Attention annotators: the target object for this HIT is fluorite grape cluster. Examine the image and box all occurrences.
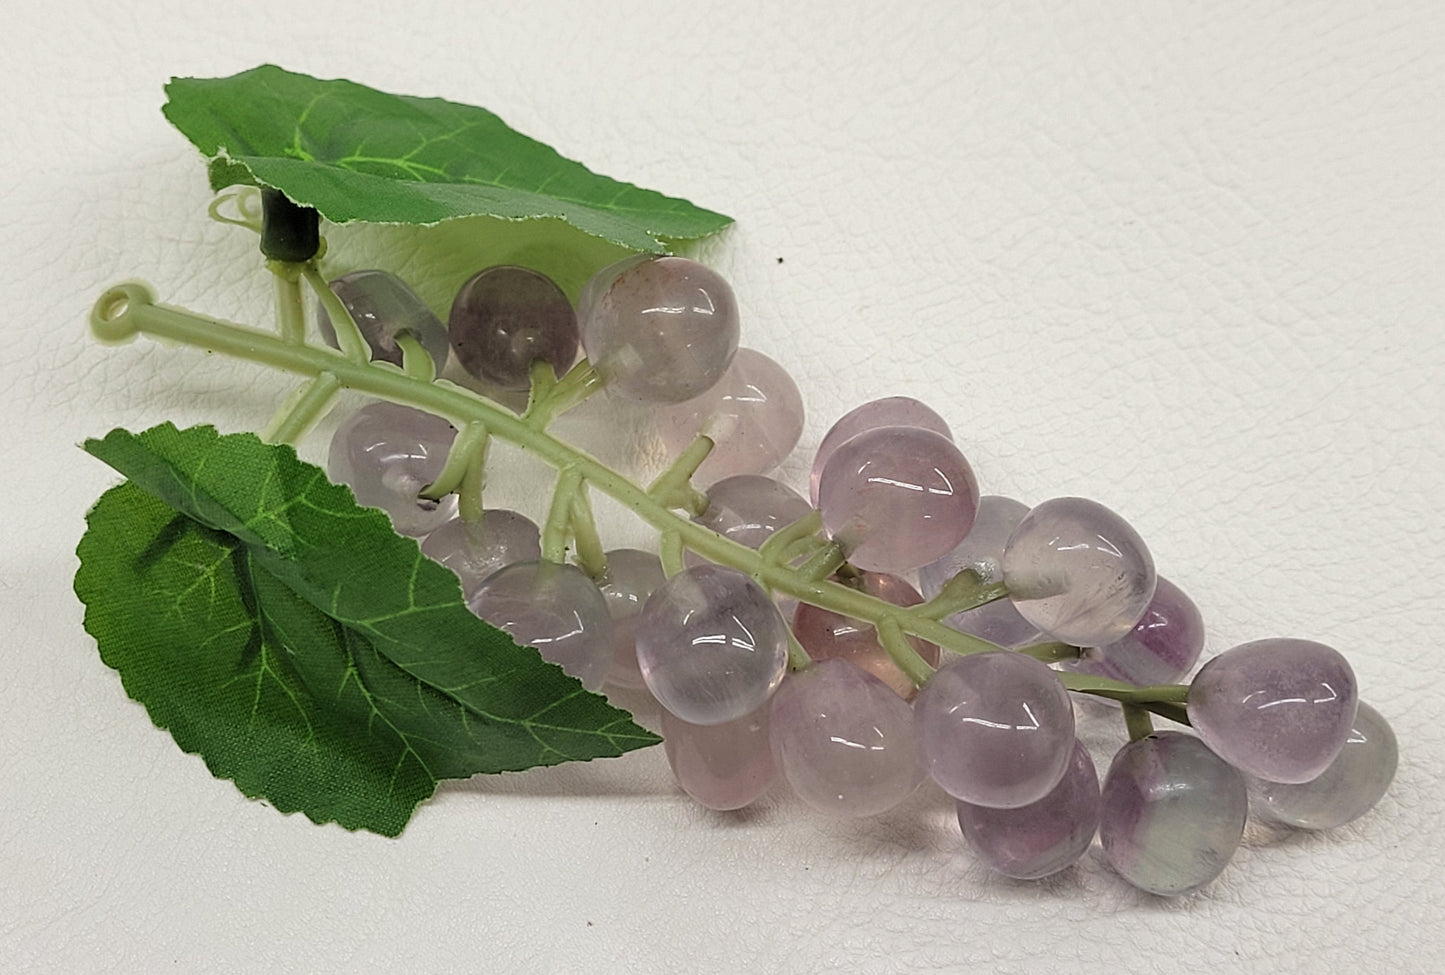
[320,254,1395,897]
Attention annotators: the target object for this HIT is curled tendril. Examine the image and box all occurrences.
[207,188,263,233]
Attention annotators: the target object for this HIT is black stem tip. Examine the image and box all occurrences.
[259,188,320,263]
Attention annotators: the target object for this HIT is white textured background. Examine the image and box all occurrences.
[3,1,1442,972]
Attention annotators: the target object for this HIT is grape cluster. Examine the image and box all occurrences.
[321,255,1395,897]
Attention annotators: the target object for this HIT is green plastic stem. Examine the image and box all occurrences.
[300,265,368,362]
[261,372,341,445]
[1123,705,1156,741]
[542,467,583,563]
[569,484,607,580]
[273,269,306,345]
[87,281,1191,715]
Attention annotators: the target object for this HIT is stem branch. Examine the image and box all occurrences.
[569,483,608,580]
[542,467,583,564]
[300,265,368,363]
[876,617,935,687]
[261,372,340,445]
[272,267,306,345]
[647,434,714,515]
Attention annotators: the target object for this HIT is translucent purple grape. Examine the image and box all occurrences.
[635,564,789,725]
[919,495,1038,648]
[1189,638,1358,784]
[957,739,1100,879]
[817,426,980,575]
[652,348,804,485]
[596,548,667,690]
[1248,701,1396,829]
[662,703,776,811]
[315,269,449,372]
[810,396,953,505]
[791,572,938,699]
[578,256,739,403]
[693,475,813,552]
[942,601,1041,650]
[920,495,1028,593]
[914,651,1075,808]
[769,659,923,817]
[1001,497,1156,647]
[467,560,613,691]
[420,510,541,598]
[448,265,578,391]
[1099,732,1248,896]
[326,402,458,537]
[1065,576,1204,685]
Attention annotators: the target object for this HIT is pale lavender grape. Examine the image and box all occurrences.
[448,265,578,390]
[1248,702,1397,829]
[957,740,1100,879]
[316,269,449,372]
[693,475,813,552]
[467,560,613,691]
[769,659,923,817]
[1100,732,1248,896]
[1189,638,1358,784]
[817,426,980,575]
[597,549,667,690]
[635,565,789,725]
[1001,497,1156,647]
[578,256,739,403]
[791,572,939,699]
[914,652,1075,808]
[575,253,647,317]
[920,496,1028,593]
[420,510,541,598]
[919,495,1037,648]
[652,348,804,485]
[944,601,1040,650]
[662,703,776,810]
[1065,577,1204,685]
[327,402,458,537]
[810,396,953,505]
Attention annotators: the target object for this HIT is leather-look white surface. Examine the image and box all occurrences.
[4,2,1442,971]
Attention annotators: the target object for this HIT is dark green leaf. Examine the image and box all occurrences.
[162,64,732,252]
[75,424,659,835]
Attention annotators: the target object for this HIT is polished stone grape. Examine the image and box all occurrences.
[578,256,739,403]
[421,510,541,598]
[662,703,776,810]
[1189,638,1358,784]
[1001,497,1156,647]
[694,475,813,552]
[919,495,1037,648]
[687,474,812,614]
[596,548,667,690]
[920,495,1028,592]
[635,565,789,725]
[769,659,923,817]
[316,269,450,372]
[327,401,458,537]
[467,560,613,691]
[817,426,979,575]
[448,265,578,390]
[957,739,1100,879]
[653,348,804,485]
[1248,701,1397,829]
[1099,732,1248,896]
[944,601,1041,649]
[791,572,938,699]
[810,396,953,505]
[914,652,1075,807]
[1065,576,1204,685]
